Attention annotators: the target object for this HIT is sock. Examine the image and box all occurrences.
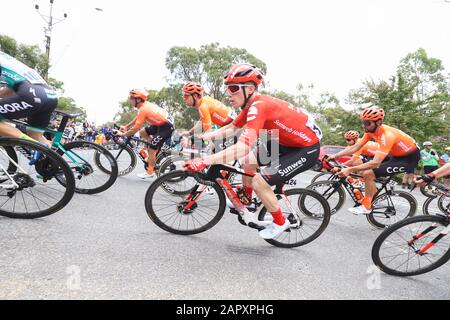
[146,165,155,175]
[271,208,285,226]
[361,197,373,210]
[243,186,253,200]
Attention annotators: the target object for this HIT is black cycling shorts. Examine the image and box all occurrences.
[0,81,58,128]
[361,155,374,163]
[144,122,175,150]
[256,140,320,186]
[373,148,420,178]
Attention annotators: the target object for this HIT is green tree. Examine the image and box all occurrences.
[166,43,267,101]
[57,97,87,121]
[1,34,88,123]
[0,34,49,75]
[348,48,450,148]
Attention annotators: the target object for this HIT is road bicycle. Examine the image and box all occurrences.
[103,125,180,177]
[422,182,450,215]
[144,164,331,248]
[0,137,75,218]
[305,159,417,228]
[7,110,118,194]
[371,182,450,276]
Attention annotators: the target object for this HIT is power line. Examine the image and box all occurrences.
[35,0,68,80]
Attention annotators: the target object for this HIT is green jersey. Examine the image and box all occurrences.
[0,51,47,89]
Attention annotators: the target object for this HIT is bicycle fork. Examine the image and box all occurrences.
[408,219,450,255]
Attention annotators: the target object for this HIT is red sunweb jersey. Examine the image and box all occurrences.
[232,94,322,147]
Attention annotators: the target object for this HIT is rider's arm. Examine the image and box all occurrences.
[344,152,385,173]
[345,135,394,173]
[427,163,450,179]
[188,120,203,135]
[205,140,250,165]
[201,123,238,141]
[123,110,145,136]
[123,115,138,130]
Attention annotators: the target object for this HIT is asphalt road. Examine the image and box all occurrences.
[0,167,449,300]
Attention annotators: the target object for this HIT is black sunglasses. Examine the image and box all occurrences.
[361,120,373,127]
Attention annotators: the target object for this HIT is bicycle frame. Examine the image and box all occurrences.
[184,164,298,229]
[3,111,89,171]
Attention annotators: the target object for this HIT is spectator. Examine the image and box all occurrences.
[421,141,440,190]
[440,147,450,187]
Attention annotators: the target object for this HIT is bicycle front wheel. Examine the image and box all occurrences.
[145,170,226,235]
[58,141,118,194]
[372,215,450,276]
[306,180,346,215]
[0,138,75,219]
[258,188,331,248]
[97,144,136,176]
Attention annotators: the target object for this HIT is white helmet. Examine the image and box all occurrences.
[423,141,433,146]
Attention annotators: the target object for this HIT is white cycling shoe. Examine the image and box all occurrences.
[259,219,291,239]
[348,206,372,215]
[137,172,156,180]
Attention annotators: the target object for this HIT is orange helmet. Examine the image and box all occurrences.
[224,63,264,85]
[129,89,148,101]
[182,82,204,96]
[360,106,385,121]
[344,130,359,140]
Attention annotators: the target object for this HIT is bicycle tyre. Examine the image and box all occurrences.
[372,215,450,276]
[419,185,439,198]
[311,172,334,183]
[0,138,75,219]
[145,170,226,235]
[58,141,118,194]
[258,188,331,248]
[156,154,186,180]
[96,144,136,177]
[367,190,417,228]
[305,180,346,215]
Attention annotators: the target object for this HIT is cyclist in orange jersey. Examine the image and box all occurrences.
[181,82,236,150]
[327,106,420,215]
[342,131,379,167]
[117,89,174,179]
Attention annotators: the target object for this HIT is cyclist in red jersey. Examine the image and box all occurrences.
[183,64,322,239]
[328,106,420,215]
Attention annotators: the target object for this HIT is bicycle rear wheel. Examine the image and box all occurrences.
[145,170,226,235]
[58,141,118,194]
[367,191,417,228]
[0,138,75,219]
[258,188,331,248]
[372,215,450,276]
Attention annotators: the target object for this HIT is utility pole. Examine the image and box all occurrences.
[35,0,67,80]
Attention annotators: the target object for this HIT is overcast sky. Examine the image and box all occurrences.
[2,0,450,124]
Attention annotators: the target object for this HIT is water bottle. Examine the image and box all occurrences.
[353,188,363,201]
[139,148,148,163]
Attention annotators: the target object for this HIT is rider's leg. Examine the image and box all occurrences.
[361,169,377,209]
[0,121,30,139]
[241,151,259,199]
